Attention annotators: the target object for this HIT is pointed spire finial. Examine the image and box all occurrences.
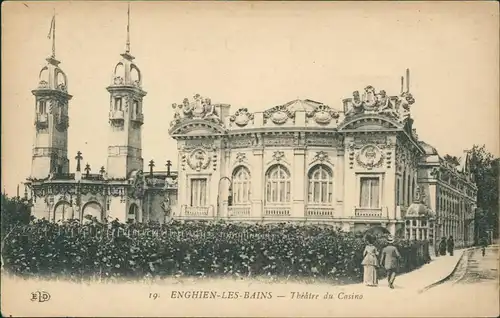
[126,2,131,54]
[406,68,410,93]
[47,9,56,59]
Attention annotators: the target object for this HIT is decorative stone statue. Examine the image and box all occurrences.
[377,90,398,118]
[171,94,222,126]
[396,92,415,122]
[161,197,171,217]
[362,86,377,110]
[346,91,364,116]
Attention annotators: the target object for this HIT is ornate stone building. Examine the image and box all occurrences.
[168,71,476,247]
[26,14,177,225]
[25,13,476,248]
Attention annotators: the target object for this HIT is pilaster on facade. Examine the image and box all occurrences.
[292,148,306,218]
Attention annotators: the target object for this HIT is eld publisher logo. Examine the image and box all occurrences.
[31,291,51,302]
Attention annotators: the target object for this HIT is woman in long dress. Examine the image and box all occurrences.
[361,234,379,286]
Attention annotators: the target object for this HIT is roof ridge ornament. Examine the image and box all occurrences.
[343,69,416,122]
[170,94,223,127]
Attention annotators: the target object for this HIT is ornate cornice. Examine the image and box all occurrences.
[338,113,403,131]
[169,119,227,138]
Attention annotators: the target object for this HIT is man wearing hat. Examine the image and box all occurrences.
[380,235,401,289]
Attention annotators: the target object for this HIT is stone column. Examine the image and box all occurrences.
[384,167,396,219]
[221,147,231,218]
[336,149,345,215]
[292,148,306,218]
[251,148,264,218]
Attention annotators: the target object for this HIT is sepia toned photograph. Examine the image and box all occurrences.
[1,1,499,317]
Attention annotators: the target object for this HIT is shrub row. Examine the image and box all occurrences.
[2,219,430,282]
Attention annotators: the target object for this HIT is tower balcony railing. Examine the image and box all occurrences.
[131,113,144,124]
[109,110,125,121]
[52,173,76,180]
[83,174,105,181]
[305,205,335,218]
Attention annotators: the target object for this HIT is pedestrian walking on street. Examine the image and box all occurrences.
[380,235,401,289]
[480,237,488,257]
[439,237,447,256]
[361,234,379,287]
[447,236,454,256]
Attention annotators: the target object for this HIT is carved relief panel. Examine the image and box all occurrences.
[180,141,219,172]
[346,134,394,170]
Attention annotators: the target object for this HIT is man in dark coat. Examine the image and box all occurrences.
[480,237,488,257]
[439,237,447,256]
[447,236,454,256]
[380,235,401,289]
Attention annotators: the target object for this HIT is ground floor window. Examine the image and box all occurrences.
[191,178,207,207]
[359,176,380,208]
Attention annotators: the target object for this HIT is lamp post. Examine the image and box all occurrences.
[217,176,233,220]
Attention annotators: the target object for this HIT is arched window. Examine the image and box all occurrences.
[82,202,103,221]
[232,166,251,204]
[265,165,291,204]
[128,204,139,223]
[307,165,333,204]
[54,201,72,222]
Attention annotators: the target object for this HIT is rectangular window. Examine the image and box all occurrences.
[359,177,380,208]
[191,178,207,207]
[134,100,139,115]
[39,100,47,114]
[114,97,122,111]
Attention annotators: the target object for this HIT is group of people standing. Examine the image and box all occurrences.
[438,236,455,256]
[361,234,401,289]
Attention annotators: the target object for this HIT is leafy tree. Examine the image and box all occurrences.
[468,145,499,242]
[443,154,461,167]
[1,193,33,241]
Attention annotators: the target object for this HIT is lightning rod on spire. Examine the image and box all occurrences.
[406,68,410,93]
[47,8,56,59]
[126,3,131,53]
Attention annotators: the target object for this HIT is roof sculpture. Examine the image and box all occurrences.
[170,93,223,127]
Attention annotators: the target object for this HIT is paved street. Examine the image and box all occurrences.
[412,244,499,317]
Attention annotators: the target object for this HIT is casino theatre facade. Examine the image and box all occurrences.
[168,71,476,247]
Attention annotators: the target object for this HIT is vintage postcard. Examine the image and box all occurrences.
[1,1,499,317]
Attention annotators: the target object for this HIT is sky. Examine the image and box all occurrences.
[2,1,499,197]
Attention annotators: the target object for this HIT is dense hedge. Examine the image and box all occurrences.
[2,219,430,283]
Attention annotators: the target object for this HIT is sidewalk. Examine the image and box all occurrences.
[391,248,468,292]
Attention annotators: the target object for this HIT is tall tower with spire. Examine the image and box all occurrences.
[31,11,72,179]
[106,4,147,179]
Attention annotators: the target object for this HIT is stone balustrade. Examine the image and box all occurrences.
[182,205,214,217]
[228,205,251,217]
[305,206,335,218]
[355,207,383,218]
[264,206,291,217]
